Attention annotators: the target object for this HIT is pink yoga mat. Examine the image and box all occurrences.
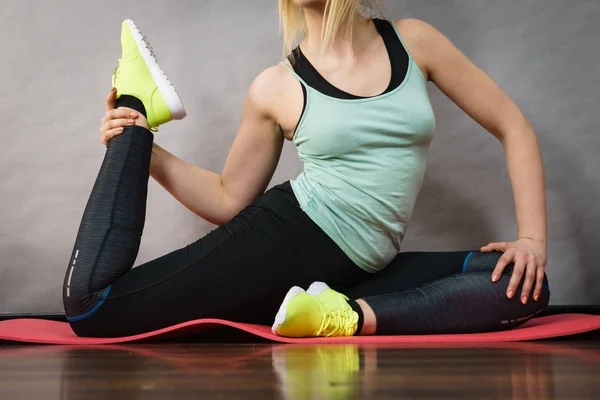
[0,314,598,345]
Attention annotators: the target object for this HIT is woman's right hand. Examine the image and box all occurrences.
[100,87,139,145]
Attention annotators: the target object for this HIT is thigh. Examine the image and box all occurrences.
[346,251,473,300]
[71,183,367,337]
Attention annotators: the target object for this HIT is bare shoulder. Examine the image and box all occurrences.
[248,64,297,109]
[394,18,450,80]
[393,18,440,44]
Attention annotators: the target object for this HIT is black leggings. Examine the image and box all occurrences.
[63,125,549,337]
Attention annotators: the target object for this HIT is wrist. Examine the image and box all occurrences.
[518,235,547,246]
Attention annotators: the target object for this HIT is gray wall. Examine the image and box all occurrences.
[0,0,598,313]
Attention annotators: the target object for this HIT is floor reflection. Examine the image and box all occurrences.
[0,341,598,399]
[272,343,564,400]
[272,345,362,399]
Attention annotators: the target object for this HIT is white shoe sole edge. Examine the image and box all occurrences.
[124,19,187,120]
[271,286,306,335]
[307,281,330,296]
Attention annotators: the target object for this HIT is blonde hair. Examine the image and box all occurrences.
[278,0,386,58]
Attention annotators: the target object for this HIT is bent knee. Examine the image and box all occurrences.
[63,286,112,325]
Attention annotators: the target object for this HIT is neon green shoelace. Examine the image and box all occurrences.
[315,309,358,337]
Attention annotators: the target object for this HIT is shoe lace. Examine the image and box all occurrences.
[315,308,358,337]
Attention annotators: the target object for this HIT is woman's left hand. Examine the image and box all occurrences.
[480,238,547,304]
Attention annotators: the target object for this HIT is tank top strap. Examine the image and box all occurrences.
[388,21,411,58]
[388,21,427,81]
[279,61,309,87]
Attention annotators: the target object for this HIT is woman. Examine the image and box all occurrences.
[64,0,549,338]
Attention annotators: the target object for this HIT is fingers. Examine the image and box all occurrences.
[101,127,124,145]
[506,250,527,299]
[100,118,135,138]
[99,115,137,146]
[105,118,136,130]
[481,242,507,253]
[480,243,492,252]
[104,108,138,121]
[491,248,513,282]
[533,263,545,302]
[106,87,117,111]
[519,254,537,304]
[486,239,548,303]
[99,107,138,145]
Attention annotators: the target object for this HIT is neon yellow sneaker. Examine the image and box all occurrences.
[272,283,358,338]
[112,19,186,129]
[307,281,354,312]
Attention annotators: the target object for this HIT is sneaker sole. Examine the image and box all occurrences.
[124,19,186,120]
[271,286,305,335]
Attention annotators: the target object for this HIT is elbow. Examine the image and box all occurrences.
[495,115,535,146]
[203,209,237,227]
[191,177,241,226]
[214,204,240,226]
[212,182,244,226]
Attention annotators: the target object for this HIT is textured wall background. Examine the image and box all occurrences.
[0,0,598,313]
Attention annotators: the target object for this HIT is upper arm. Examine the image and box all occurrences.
[397,19,531,139]
[220,67,285,213]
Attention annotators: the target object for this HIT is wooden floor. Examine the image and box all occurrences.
[0,340,598,399]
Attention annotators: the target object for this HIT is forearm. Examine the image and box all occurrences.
[149,143,236,225]
[500,121,547,247]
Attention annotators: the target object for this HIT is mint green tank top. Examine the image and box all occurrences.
[282,24,436,273]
